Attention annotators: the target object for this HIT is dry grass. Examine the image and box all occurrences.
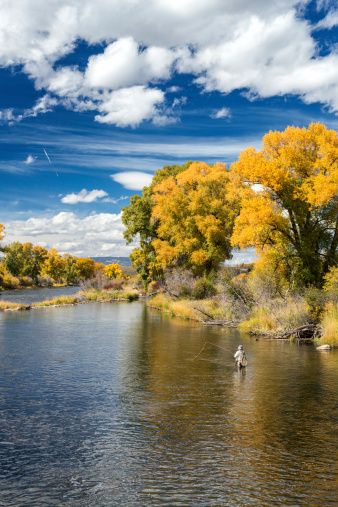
[319,304,338,347]
[0,301,30,311]
[33,295,79,307]
[81,288,139,302]
[239,298,310,335]
[148,294,200,320]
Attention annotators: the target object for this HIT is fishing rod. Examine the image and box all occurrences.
[190,341,234,361]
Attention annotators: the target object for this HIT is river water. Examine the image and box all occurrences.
[0,286,80,304]
[0,301,337,506]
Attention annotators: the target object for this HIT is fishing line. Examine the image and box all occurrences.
[190,341,234,361]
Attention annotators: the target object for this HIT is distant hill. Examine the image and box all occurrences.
[91,256,132,266]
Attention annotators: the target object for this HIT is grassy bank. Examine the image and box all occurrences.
[148,293,338,347]
[82,289,139,302]
[0,301,31,311]
[0,288,140,311]
[33,295,79,307]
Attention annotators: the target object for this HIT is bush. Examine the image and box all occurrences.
[19,276,33,287]
[192,278,217,300]
[319,303,338,347]
[103,282,123,291]
[126,293,139,301]
[38,275,54,287]
[147,280,161,294]
[304,286,328,322]
[2,273,20,289]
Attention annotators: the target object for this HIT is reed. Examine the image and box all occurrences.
[0,301,30,311]
[33,296,79,307]
[319,303,338,347]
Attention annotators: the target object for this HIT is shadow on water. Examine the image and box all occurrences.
[0,302,337,505]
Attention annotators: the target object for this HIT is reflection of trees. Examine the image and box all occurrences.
[120,307,338,504]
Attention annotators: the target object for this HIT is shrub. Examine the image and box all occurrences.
[38,275,54,287]
[147,280,161,294]
[2,273,20,289]
[19,276,33,287]
[103,282,123,291]
[304,286,328,322]
[320,303,338,347]
[126,293,139,301]
[192,278,217,300]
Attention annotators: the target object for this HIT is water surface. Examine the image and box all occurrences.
[0,302,337,506]
[0,286,80,304]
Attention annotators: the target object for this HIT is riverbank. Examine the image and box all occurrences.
[147,293,336,348]
[0,288,139,311]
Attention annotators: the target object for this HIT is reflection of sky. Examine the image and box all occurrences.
[0,303,338,505]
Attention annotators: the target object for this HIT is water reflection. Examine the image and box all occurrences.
[0,302,337,505]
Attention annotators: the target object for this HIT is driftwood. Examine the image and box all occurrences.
[192,306,240,327]
[202,319,239,327]
[248,323,322,341]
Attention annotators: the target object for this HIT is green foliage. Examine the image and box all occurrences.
[192,278,217,300]
[304,286,329,322]
[121,161,193,286]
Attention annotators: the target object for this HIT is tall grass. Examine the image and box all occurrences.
[239,298,310,334]
[33,296,79,307]
[0,301,30,311]
[319,303,338,347]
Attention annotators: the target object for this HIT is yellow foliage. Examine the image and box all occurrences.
[105,263,122,279]
[151,161,239,274]
[231,123,338,285]
[0,223,4,243]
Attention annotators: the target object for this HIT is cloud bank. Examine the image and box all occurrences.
[1,0,337,126]
[4,211,134,256]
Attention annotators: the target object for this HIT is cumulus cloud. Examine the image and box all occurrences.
[111,171,154,190]
[61,189,109,204]
[2,0,338,122]
[95,86,166,127]
[4,211,134,256]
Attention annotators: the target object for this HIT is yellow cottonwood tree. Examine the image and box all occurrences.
[105,263,122,279]
[231,123,338,286]
[151,162,239,275]
[0,223,4,244]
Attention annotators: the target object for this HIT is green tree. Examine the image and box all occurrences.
[122,161,192,286]
[62,254,80,285]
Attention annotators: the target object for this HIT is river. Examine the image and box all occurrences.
[0,301,337,506]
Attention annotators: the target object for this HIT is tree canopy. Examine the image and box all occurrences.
[121,161,193,285]
[151,161,239,275]
[231,123,338,286]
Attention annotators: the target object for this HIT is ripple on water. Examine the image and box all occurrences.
[0,303,337,505]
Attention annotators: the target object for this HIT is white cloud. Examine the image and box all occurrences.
[316,9,338,29]
[61,189,108,204]
[3,211,135,256]
[94,86,166,127]
[85,37,175,90]
[111,171,154,190]
[2,0,338,123]
[24,155,37,164]
[211,107,231,119]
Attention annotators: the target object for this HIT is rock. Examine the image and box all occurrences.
[316,344,332,350]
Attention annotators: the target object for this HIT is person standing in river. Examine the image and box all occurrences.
[234,345,246,367]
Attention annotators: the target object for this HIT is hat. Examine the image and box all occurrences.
[238,345,243,349]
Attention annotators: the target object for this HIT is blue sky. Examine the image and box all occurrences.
[1,0,338,262]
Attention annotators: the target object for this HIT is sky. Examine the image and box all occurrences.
[1,0,338,263]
